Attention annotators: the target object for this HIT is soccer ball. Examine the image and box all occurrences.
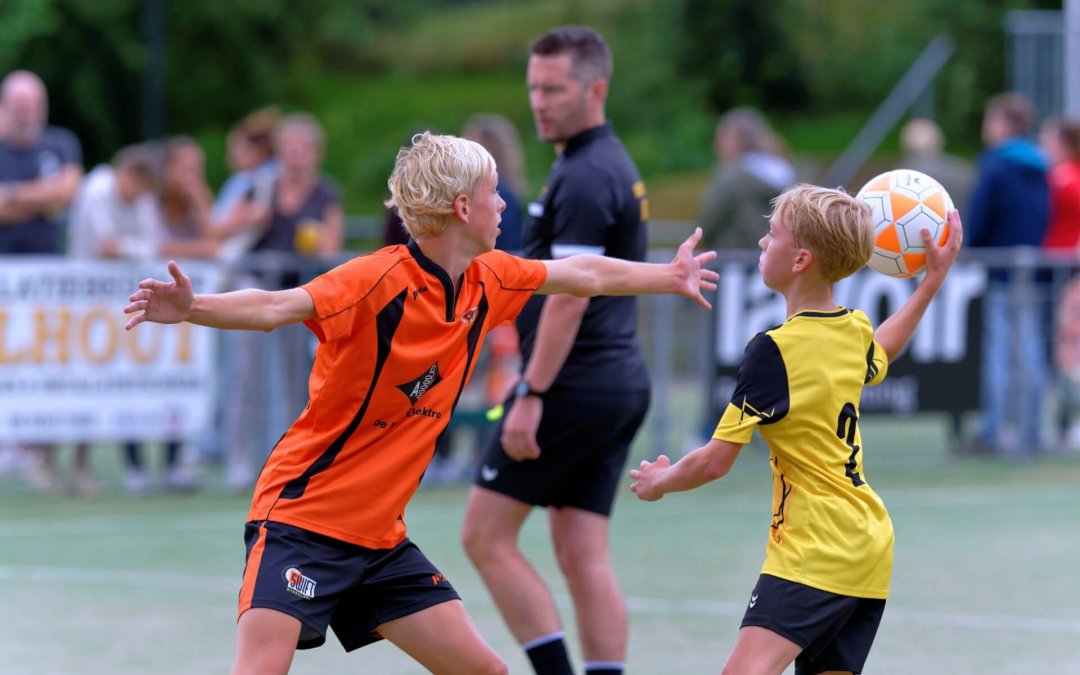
[855,169,953,278]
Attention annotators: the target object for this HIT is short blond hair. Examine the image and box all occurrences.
[772,185,874,283]
[386,131,495,238]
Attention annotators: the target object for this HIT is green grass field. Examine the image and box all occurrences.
[2,411,1079,674]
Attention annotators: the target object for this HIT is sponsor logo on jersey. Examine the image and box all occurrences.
[461,307,478,325]
[283,566,316,600]
[396,363,443,405]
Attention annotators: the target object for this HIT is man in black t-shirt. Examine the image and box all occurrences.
[463,26,649,675]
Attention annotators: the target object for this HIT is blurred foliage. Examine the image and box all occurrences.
[0,0,1065,217]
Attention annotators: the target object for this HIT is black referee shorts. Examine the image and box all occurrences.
[473,387,649,516]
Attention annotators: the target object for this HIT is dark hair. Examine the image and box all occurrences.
[986,92,1035,136]
[530,25,612,83]
[113,143,161,189]
[1051,118,1080,160]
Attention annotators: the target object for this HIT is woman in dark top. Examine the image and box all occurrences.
[252,113,344,260]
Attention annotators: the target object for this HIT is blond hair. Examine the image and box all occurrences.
[386,131,495,238]
[772,185,873,282]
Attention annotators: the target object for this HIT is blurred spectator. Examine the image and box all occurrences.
[383,205,411,247]
[116,136,224,493]
[213,107,281,260]
[698,107,795,250]
[1040,117,1080,447]
[0,70,83,253]
[899,117,974,214]
[965,92,1050,458]
[463,113,525,253]
[221,113,343,491]
[67,145,162,493]
[68,143,162,260]
[419,114,531,486]
[0,70,87,493]
[1039,117,1080,251]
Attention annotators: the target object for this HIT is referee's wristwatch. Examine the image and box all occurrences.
[514,379,546,400]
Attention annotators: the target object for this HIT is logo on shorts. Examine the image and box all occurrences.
[480,464,499,482]
[748,593,759,609]
[283,566,317,600]
[431,573,447,586]
[396,363,443,405]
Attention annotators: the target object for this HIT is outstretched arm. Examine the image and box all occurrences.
[123,260,315,332]
[539,227,720,309]
[875,210,964,360]
[629,439,743,501]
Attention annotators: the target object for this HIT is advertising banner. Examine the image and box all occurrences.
[711,261,988,418]
[0,259,220,443]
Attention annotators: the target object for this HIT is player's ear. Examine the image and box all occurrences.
[452,193,470,222]
[793,248,813,273]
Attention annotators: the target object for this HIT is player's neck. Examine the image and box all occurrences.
[411,235,477,292]
[783,281,838,318]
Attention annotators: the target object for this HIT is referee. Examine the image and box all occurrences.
[463,25,649,675]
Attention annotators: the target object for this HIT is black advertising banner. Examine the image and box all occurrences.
[709,261,988,419]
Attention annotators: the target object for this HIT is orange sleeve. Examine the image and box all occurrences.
[476,251,547,326]
[302,256,382,343]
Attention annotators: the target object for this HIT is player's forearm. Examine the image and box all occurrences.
[523,294,587,391]
[188,289,305,332]
[655,441,738,494]
[875,274,945,360]
[547,255,683,298]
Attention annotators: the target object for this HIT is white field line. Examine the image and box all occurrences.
[0,484,1077,537]
[2,564,1078,636]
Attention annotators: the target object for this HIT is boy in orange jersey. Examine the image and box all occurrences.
[630,185,963,675]
[124,131,719,675]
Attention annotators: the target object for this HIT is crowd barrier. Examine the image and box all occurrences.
[1,247,1075,459]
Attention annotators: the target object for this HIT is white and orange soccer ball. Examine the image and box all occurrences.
[855,169,953,278]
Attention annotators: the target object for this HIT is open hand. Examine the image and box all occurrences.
[123,261,194,330]
[672,227,720,310]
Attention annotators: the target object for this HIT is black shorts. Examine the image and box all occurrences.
[239,521,460,651]
[474,388,649,516]
[741,574,886,675]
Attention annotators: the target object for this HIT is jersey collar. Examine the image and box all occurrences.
[790,307,852,320]
[562,122,613,157]
[407,240,464,322]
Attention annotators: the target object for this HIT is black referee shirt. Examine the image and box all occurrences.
[517,122,650,392]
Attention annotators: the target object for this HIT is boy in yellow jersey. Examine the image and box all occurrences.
[630,184,963,675]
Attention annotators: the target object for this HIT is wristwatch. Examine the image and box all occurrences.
[514,379,546,400]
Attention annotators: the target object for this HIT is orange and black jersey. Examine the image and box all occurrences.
[247,242,547,549]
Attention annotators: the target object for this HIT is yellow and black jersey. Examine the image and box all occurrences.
[713,308,893,599]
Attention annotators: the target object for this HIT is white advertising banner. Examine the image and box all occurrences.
[0,258,220,443]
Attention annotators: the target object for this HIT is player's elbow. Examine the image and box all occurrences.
[701,462,731,482]
[700,454,735,481]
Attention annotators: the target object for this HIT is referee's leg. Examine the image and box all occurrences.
[462,486,564,644]
[550,506,627,664]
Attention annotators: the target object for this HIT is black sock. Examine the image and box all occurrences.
[584,664,624,675]
[524,633,574,675]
